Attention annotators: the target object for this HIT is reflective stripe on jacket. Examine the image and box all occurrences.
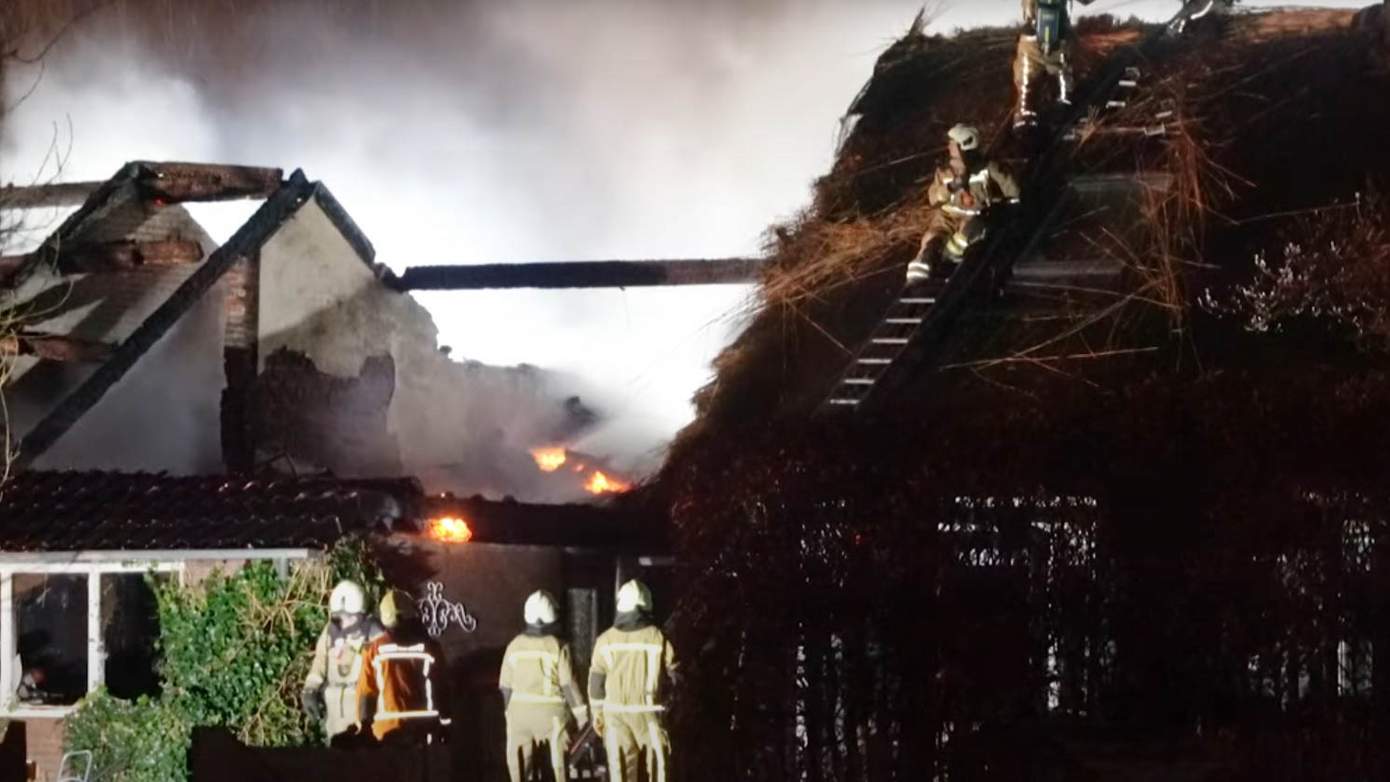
[357,634,446,739]
[499,634,580,710]
[589,624,677,714]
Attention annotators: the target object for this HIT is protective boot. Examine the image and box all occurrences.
[906,236,945,285]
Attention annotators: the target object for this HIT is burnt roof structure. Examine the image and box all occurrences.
[426,493,666,552]
[1,162,399,470]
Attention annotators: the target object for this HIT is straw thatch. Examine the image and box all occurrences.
[661,9,1390,780]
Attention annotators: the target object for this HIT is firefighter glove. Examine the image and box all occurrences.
[593,711,605,738]
[301,689,325,722]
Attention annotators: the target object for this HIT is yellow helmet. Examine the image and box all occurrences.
[616,579,652,614]
[379,589,417,629]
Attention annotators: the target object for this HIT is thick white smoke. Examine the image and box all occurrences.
[1,0,1371,484]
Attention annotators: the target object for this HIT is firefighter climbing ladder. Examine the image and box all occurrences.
[821,15,1186,413]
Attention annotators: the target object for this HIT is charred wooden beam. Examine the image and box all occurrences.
[396,258,764,290]
[134,162,284,203]
[1,333,116,362]
[15,170,315,469]
[57,239,205,273]
[0,181,104,209]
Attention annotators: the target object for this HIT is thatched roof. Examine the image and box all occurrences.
[664,7,1390,472]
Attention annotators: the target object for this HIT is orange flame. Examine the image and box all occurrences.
[584,471,631,495]
[530,446,568,473]
[428,516,474,543]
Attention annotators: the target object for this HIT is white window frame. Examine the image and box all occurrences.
[0,549,312,718]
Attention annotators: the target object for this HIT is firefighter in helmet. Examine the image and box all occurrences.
[1014,0,1098,128]
[905,124,1021,285]
[589,580,677,782]
[500,590,589,782]
[302,580,384,742]
[357,589,451,743]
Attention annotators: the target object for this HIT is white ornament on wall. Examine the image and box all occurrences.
[417,581,478,637]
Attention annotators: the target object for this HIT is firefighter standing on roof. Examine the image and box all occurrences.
[1014,0,1097,128]
[590,580,677,782]
[357,589,451,743]
[500,590,589,782]
[906,124,1021,285]
[302,580,384,742]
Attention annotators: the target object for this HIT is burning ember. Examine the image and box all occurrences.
[584,471,630,495]
[530,446,568,473]
[428,516,474,543]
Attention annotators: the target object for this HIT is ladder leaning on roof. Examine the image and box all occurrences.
[818,12,1185,413]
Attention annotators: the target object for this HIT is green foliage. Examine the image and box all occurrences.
[62,691,190,782]
[63,539,386,781]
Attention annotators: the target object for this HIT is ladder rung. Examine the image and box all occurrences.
[828,398,860,406]
[872,338,909,345]
[857,357,892,365]
[884,317,923,325]
[843,378,875,385]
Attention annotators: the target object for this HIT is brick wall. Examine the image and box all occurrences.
[24,717,65,782]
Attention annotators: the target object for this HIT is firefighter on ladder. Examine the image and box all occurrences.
[1014,0,1097,129]
[357,590,452,744]
[590,580,678,782]
[1171,0,1238,34]
[905,124,1021,285]
[301,580,385,743]
[500,590,589,782]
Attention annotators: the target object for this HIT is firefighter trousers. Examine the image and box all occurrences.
[602,710,669,782]
[915,210,976,268]
[1014,34,1074,121]
[506,705,572,782]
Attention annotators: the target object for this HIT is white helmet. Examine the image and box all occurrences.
[616,579,652,614]
[329,580,366,615]
[947,123,981,152]
[524,590,559,626]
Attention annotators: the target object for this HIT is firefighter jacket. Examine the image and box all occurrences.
[304,616,384,739]
[927,163,1021,220]
[357,630,449,740]
[588,615,678,716]
[1022,0,1095,53]
[499,629,586,718]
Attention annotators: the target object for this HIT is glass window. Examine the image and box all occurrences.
[101,574,164,700]
[13,574,88,706]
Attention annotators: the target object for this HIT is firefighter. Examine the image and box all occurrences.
[357,589,451,743]
[1014,0,1098,128]
[589,580,677,782]
[301,580,384,742]
[500,590,589,782]
[1171,0,1238,35]
[905,124,1021,285]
